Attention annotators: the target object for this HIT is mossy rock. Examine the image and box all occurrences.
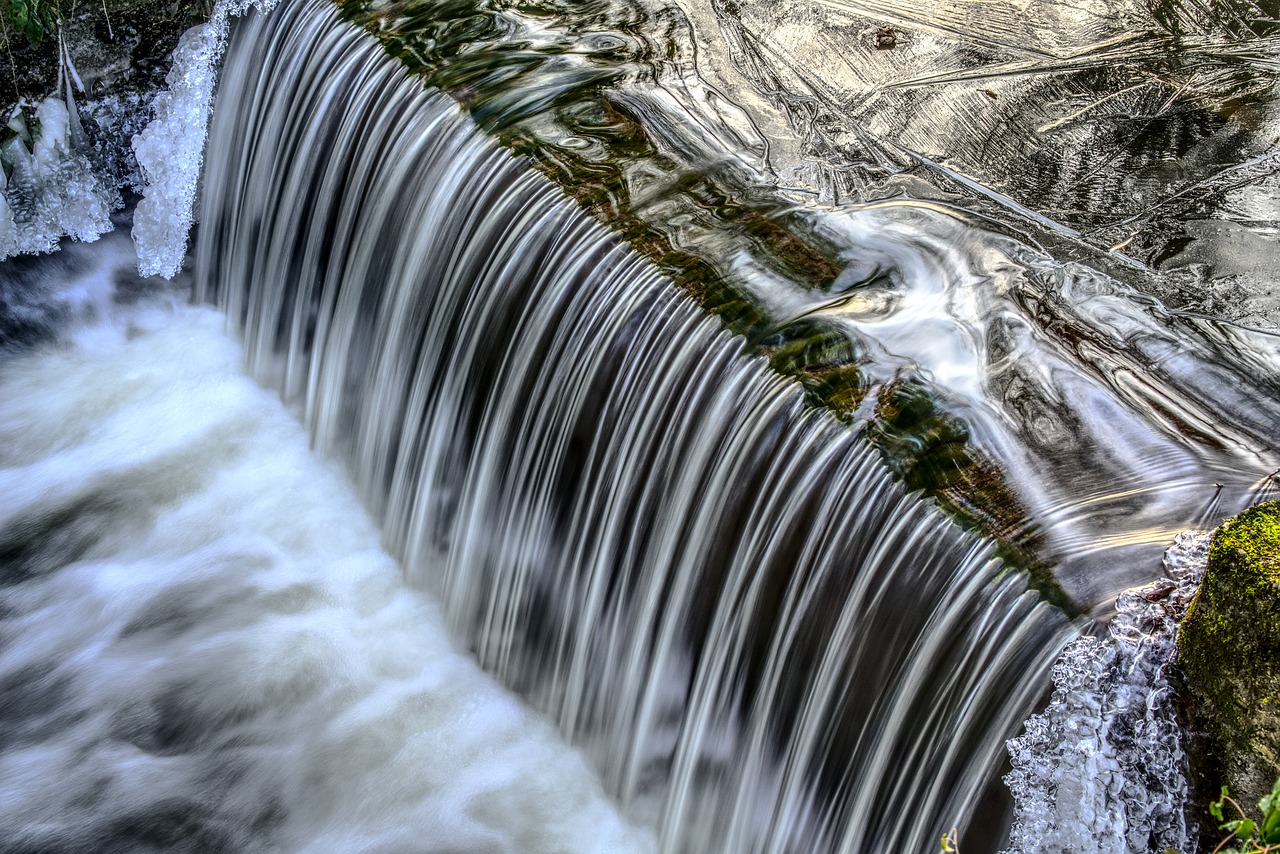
[1177,500,1280,829]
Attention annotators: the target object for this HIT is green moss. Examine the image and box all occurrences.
[1178,500,1280,835]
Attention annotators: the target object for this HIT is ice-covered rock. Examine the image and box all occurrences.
[1002,532,1209,853]
[0,97,115,259]
[0,0,270,271]
[131,0,279,278]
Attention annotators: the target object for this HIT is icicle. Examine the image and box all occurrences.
[0,161,17,258]
[60,33,88,153]
[0,97,114,258]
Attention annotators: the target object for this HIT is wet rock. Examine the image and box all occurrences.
[2,0,211,112]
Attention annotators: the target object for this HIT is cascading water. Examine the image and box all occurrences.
[5,0,1277,851]
[0,232,654,853]
[193,1,1071,850]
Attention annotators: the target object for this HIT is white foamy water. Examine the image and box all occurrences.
[0,233,654,854]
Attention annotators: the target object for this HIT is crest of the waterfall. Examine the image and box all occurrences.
[198,1,1074,850]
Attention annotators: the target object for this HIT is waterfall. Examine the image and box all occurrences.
[196,2,1072,850]
[0,232,655,854]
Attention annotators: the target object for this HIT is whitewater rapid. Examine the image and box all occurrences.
[0,233,654,853]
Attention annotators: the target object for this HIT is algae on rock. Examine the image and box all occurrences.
[1177,500,1280,824]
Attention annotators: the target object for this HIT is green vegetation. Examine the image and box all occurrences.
[6,0,56,46]
[1207,777,1280,854]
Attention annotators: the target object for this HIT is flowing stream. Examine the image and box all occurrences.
[1,0,1278,851]
[196,3,1066,849]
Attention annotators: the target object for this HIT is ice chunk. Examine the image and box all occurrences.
[0,97,115,259]
[1001,534,1208,853]
[131,0,279,278]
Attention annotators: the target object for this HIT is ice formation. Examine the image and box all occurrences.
[0,1,277,273]
[0,97,115,259]
[131,0,279,278]
[1002,531,1209,853]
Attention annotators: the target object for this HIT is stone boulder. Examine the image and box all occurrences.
[1177,500,1280,832]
